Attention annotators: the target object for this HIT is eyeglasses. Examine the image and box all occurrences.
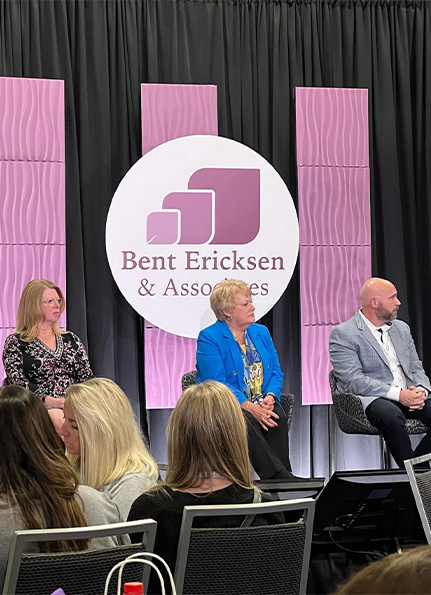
[43,298,63,307]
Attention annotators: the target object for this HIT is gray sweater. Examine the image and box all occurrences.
[0,485,124,590]
[99,468,157,521]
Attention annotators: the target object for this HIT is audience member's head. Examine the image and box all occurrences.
[210,278,251,322]
[165,380,254,490]
[335,545,431,594]
[62,377,158,490]
[0,385,87,551]
[16,278,66,341]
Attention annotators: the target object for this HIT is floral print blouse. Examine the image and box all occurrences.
[2,332,93,399]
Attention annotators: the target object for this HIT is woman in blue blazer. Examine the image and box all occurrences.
[196,279,293,480]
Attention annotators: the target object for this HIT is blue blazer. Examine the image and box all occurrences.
[196,320,284,404]
[329,311,431,409]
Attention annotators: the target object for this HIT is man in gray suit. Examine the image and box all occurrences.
[329,277,431,467]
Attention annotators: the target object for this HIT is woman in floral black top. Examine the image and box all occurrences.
[2,279,93,430]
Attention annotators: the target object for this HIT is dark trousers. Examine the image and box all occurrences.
[365,398,431,468]
[242,402,291,479]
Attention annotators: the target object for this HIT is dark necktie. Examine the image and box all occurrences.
[377,328,384,343]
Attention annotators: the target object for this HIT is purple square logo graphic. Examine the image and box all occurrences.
[188,168,260,245]
[147,211,179,244]
[163,191,214,244]
[148,168,260,246]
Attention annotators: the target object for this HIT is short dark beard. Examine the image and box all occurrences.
[376,305,398,322]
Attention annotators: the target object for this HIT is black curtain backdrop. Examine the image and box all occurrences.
[1,0,431,468]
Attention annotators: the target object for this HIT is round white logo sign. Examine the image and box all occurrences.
[106,135,299,338]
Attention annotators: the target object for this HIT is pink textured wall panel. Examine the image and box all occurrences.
[144,324,199,409]
[300,246,371,325]
[300,246,371,402]
[298,167,370,246]
[299,247,370,405]
[296,87,370,405]
[141,84,218,408]
[296,87,369,167]
[0,77,65,381]
[0,161,65,244]
[301,325,335,403]
[0,77,65,162]
[0,245,66,327]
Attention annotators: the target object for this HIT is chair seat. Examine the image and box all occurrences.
[405,418,431,435]
[330,370,430,436]
[331,391,381,435]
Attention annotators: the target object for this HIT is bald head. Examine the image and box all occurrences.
[360,277,401,325]
[360,278,396,307]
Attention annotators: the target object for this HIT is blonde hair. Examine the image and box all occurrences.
[210,279,251,322]
[335,545,431,594]
[16,279,66,342]
[165,381,254,490]
[65,378,158,489]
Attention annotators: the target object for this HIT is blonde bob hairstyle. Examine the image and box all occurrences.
[16,279,66,342]
[210,279,251,322]
[65,377,158,490]
[164,380,254,491]
[335,545,431,594]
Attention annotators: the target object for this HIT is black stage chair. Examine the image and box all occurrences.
[329,369,429,468]
[329,369,429,436]
[174,498,315,595]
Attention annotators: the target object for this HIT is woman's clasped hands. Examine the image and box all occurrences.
[242,395,279,430]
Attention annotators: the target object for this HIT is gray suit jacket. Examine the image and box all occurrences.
[329,311,431,409]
